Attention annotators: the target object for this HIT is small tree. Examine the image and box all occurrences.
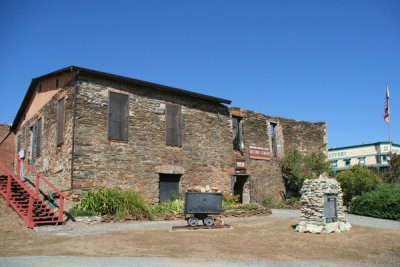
[336,165,382,205]
[282,149,332,197]
[384,154,400,183]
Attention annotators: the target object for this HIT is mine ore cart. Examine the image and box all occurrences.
[184,192,223,227]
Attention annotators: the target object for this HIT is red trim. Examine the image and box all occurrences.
[0,158,67,228]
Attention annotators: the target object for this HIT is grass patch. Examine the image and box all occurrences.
[68,207,97,217]
[222,194,262,210]
[78,189,154,220]
[262,196,300,209]
[151,199,184,216]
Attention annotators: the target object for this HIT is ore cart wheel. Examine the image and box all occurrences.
[203,217,215,226]
[188,217,199,227]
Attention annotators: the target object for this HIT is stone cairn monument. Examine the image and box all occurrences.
[296,175,351,233]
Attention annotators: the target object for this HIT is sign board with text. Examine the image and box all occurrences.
[249,146,272,160]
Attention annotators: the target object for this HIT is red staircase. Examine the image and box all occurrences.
[0,158,67,228]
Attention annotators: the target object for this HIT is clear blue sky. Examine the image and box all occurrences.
[0,0,399,148]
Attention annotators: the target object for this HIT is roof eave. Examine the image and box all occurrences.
[10,66,232,132]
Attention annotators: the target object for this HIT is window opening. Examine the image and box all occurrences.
[108,92,129,141]
[56,98,65,145]
[232,116,244,151]
[30,125,36,164]
[165,103,181,146]
[36,118,42,158]
[270,122,278,157]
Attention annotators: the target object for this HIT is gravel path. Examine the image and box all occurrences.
[0,256,386,267]
[34,209,400,237]
[269,209,400,230]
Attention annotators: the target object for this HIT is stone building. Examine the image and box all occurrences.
[9,66,327,203]
[0,124,15,175]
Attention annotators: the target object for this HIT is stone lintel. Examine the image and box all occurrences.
[155,165,185,174]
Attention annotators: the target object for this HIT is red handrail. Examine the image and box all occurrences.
[0,161,37,199]
[16,158,67,199]
[0,161,38,227]
[16,157,67,224]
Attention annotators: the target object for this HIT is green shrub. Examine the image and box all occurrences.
[78,189,154,220]
[282,149,332,197]
[384,154,400,183]
[262,196,273,208]
[151,199,184,216]
[336,165,382,205]
[349,183,400,220]
[222,194,240,210]
[68,207,97,217]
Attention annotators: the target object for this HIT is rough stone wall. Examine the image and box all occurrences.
[0,124,15,175]
[14,84,75,191]
[239,110,327,203]
[296,176,351,233]
[72,76,233,203]
[276,117,327,155]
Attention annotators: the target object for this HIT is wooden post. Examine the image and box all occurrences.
[27,195,34,228]
[58,196,64,223]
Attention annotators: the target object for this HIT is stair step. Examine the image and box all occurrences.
[0,167,65,229]
[33,216,59,222]
[33,214,56,218]
[33,220,63,226]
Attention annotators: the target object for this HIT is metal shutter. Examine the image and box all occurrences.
[108,92,129,141]
[165,103,181,146]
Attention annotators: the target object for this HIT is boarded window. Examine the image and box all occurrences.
[30,125,36,164]
[36,118,42,158]
[165,103,181,146]
[232,116,243,151]
[108,92,129,141]
[56,98,65,146]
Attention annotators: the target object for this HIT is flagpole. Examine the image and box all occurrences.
[387,84,392,155]
[388,118,392,153]
[385,84,392,176]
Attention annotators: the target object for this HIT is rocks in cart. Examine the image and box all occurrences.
[187,185,221,193]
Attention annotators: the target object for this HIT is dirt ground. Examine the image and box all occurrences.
[1,200,399,265]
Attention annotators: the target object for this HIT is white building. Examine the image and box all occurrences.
[328,142,400,173]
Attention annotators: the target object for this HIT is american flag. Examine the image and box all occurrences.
[384,85,390,124]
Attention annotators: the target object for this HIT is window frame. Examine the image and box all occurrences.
[165,103,182,147]
[108,91,129,142]
[269,122,278,157]
[232,116,243,151]
[56,97,65,146]
[35,118,42,158]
